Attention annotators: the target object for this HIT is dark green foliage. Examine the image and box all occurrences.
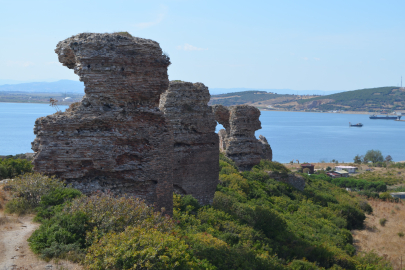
[178,194,201,213]
[0,157,33,179]
[328,204,365,230]
[34,188,82,221]
[364,150,384,164]
[353,155,363,164]
[310,174,386,192]
[28,212,88,259]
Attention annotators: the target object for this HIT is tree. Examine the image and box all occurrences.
[385,155,393,163]
[353,155,363,164]
[364,150,384,164]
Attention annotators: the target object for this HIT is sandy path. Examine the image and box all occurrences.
[0,215,82,270]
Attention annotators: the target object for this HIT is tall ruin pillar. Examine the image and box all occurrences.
[212,104,272,170]
[31,33,174,214]
[159,81,219,205]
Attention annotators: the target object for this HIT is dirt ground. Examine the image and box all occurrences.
[352,199,405,270]
[0,186,82,270]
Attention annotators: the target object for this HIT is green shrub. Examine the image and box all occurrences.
[287,260,319,270]
[5,173,65,214]
[4,197,33,215]
[174,194,201,213]
[329,203,365,230]
[355,251,392,270]
[34,188,82,222]
[28,211,88,259]
[66,192,174,241]
[0,157,33,179]
[379,218,387,226]
[379,192,392,201]
[85,227,214,270]
[398,232,404,237]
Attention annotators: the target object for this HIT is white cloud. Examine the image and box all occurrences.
[134,6,167,29]
[302,57,308,61]
[314,58,320,61]
[177,43,208,51]
[46,61,59,65]
[7,61,34,67]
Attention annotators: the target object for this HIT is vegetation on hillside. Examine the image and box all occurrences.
[297,87,404,111]
[0,155,32,179]
[3,155,395,269]
[209,91,287,106]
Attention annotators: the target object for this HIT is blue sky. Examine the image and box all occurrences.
[0,0,404,91]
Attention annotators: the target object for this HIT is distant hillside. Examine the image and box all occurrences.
[209,91,290,106]
[209,88,341,96]
[0,80,84,93]
[297,86,405,111]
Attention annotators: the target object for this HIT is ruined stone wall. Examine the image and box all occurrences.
[159,81,219,205]
[212,104,272,170]
[266,171,305,191]
[32,33,174,214]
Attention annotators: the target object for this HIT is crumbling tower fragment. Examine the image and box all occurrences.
[32,33,174,214]
[159,81,219,205]
[212,104,272,170]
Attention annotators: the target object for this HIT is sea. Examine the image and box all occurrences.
[1,102,404,163]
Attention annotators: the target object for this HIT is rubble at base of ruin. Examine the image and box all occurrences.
[212,104,272,170]
[32,33,174,214]
[159,81,219,205]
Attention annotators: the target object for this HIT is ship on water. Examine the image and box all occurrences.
[369,114,401,120]
[349,122,363,127]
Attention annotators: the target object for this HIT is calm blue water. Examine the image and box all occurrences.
[256,111,405,163]
[1,103,404,163]
[0,103,68,155]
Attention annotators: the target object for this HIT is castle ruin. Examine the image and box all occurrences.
[32,33,174,214]
[159,81,218,205]
[212,105,272,170]
[31,33,272,214]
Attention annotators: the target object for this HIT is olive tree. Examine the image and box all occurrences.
[364,150,384,164]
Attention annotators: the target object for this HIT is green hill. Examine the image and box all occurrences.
[298,86,405,111]
[209,91,287,106]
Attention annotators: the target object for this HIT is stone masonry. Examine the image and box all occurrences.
[159,81,219,205]
[32,33,174,214]
[212,104,272,170]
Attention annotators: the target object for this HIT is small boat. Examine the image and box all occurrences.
[349,122,363,127]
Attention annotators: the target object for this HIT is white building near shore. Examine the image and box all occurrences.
[334,166,357,173]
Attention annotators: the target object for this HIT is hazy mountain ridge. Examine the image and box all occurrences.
[0,80,84,93]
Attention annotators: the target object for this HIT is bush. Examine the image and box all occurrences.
[379,192,392,201]
[398,232,404,237]
[379,218,387,226]
[173,194,201,213]
[34,188,82,222]
[5,173,65,214]
[0,157,33,179]
[66,192,174,238]
[288,260,319,270]
[85,226,214,270]
[28,211,88,260]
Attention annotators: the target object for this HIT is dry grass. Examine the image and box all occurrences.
[353,199,405,269]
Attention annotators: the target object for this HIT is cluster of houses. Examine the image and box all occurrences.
[300,163,358,178]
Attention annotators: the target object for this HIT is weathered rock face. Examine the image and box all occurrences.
[259,135,273,161]
[159,81,219,205]
[266,171,305,191]
[32,33,174,214]
[212,104,272,170]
